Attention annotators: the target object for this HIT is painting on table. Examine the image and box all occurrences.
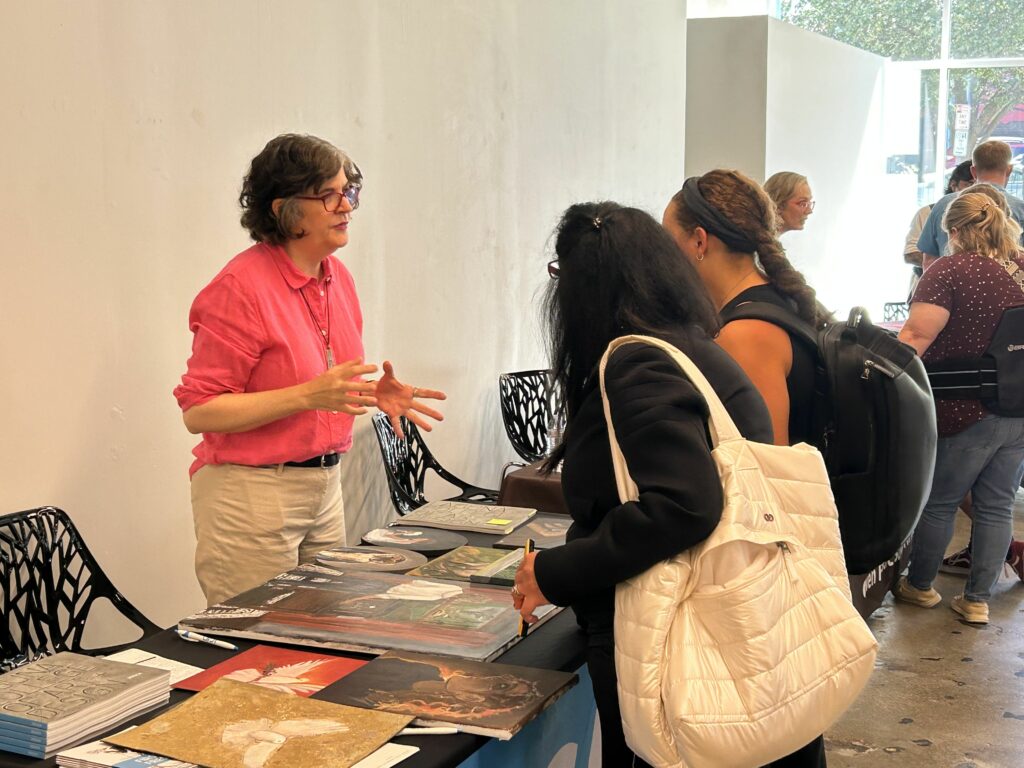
[178,566,558,661]
[315,545,427,573]
[493,515,571,550]
[106,680,411,768]
[405,546,521,584]
[361,527,467,553]
[323,651,577,740]
[175,645,366,696]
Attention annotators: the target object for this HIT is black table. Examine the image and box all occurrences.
[0,531,588,768]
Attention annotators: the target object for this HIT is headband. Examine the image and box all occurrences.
[680,177,759,253]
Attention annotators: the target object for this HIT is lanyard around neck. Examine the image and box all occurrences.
[297,280,334,369]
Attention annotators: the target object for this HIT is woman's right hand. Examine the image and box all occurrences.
[302,358,380,414]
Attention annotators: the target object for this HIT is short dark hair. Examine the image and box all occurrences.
[946,160,973,194]
[543,202,719,469]
[239,134,361,244]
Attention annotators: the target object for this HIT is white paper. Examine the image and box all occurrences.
[351,743,419,768]
[104,649,204,685]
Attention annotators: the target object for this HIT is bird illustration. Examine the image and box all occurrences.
[221,718,349,768]
[223,659,331,695]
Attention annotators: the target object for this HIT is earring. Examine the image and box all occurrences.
[696,250,705,262]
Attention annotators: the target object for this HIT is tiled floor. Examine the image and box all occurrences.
[827,490,1024,767]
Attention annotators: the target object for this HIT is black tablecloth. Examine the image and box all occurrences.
[0,530,586,768]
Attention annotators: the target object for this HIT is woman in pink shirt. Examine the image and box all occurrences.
[174,134,444,606]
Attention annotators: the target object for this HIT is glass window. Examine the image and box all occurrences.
[919,70,941,204]
[946,67,1024,197]
[777,0,942,61]
[950,0,1024,59]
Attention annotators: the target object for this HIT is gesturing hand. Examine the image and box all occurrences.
[512,551,551,626]
[303,358,379,414]
[375,360,446,438]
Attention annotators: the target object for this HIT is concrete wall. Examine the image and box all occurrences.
[0,0,688,636]
[686,16,902,317]
[684,16,767,179]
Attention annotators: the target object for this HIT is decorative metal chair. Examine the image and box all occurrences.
[883,302,909,323]
[498,369,563,464]
[371,414,499,516]
[0,506,161,671]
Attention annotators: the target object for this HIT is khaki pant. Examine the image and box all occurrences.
[191,462,346,606]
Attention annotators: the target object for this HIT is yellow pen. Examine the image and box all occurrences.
[518,538,536,638]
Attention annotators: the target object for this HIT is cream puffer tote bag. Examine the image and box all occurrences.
[602,336,877,768]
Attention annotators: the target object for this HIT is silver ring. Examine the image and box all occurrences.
[511,585,522,599]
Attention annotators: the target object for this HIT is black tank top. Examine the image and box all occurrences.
[720,284,816,446]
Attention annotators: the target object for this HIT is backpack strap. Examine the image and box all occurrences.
[720,301,819,355]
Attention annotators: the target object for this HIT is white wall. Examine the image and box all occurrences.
[686,16,902,317]
[764,19,897,317]
[685,16,767,178]
[0,0,688,633]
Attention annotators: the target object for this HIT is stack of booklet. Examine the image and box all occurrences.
[393,501,536,535]
[0,652,169,759]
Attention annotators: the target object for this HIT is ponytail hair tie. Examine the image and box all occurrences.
[593,216,603,231]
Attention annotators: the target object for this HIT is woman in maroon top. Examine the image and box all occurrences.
[896,191,1024,624]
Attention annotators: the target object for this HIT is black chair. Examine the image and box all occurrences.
[498,369,563,463]
[0,506,161,671]
[371,414,499,516]
[883,302,909,322]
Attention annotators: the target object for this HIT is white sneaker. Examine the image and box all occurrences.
[951,595,988,624]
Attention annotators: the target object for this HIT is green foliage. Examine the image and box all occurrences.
[778,0,941,61]
[950,0,1024,59]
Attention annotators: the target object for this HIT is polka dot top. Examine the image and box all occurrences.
[912,250,1024,436]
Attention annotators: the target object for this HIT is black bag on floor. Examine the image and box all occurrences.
[721,304,937,574]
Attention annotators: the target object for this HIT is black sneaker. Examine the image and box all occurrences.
[938,546,971,576]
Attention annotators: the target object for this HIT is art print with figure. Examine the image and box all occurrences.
[405,545,522,583]
[178,565,558,661]
[322,651,578,740]
[174,646,366,696]
[493,514,571,550]
[314,545,427,572]
[106,680,411,768]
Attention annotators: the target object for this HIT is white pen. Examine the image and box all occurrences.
[175,629,239,651]
[397,727,460,736]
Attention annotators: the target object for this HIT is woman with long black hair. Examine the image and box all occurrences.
[512,202,772,766]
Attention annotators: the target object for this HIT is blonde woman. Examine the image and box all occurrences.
[764,171,814,234]
[896,192,1024,625]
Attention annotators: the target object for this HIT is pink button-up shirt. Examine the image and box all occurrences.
[174,242,364,476]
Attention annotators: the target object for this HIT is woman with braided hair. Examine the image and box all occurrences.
[663,169,830,448]
[663,170,829,767]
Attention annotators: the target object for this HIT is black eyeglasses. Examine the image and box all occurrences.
[547,260,560,279]
[294,184,361,212]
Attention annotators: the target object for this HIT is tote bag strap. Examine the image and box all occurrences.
[598,334,742,503]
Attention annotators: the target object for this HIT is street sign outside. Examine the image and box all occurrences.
[954,104,971,131]
[954,130,969,157]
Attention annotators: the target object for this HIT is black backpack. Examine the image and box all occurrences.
[721,303,937,574]
[927,306,1024,418]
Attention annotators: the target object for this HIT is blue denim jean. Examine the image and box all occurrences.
[908,415,1024,602]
